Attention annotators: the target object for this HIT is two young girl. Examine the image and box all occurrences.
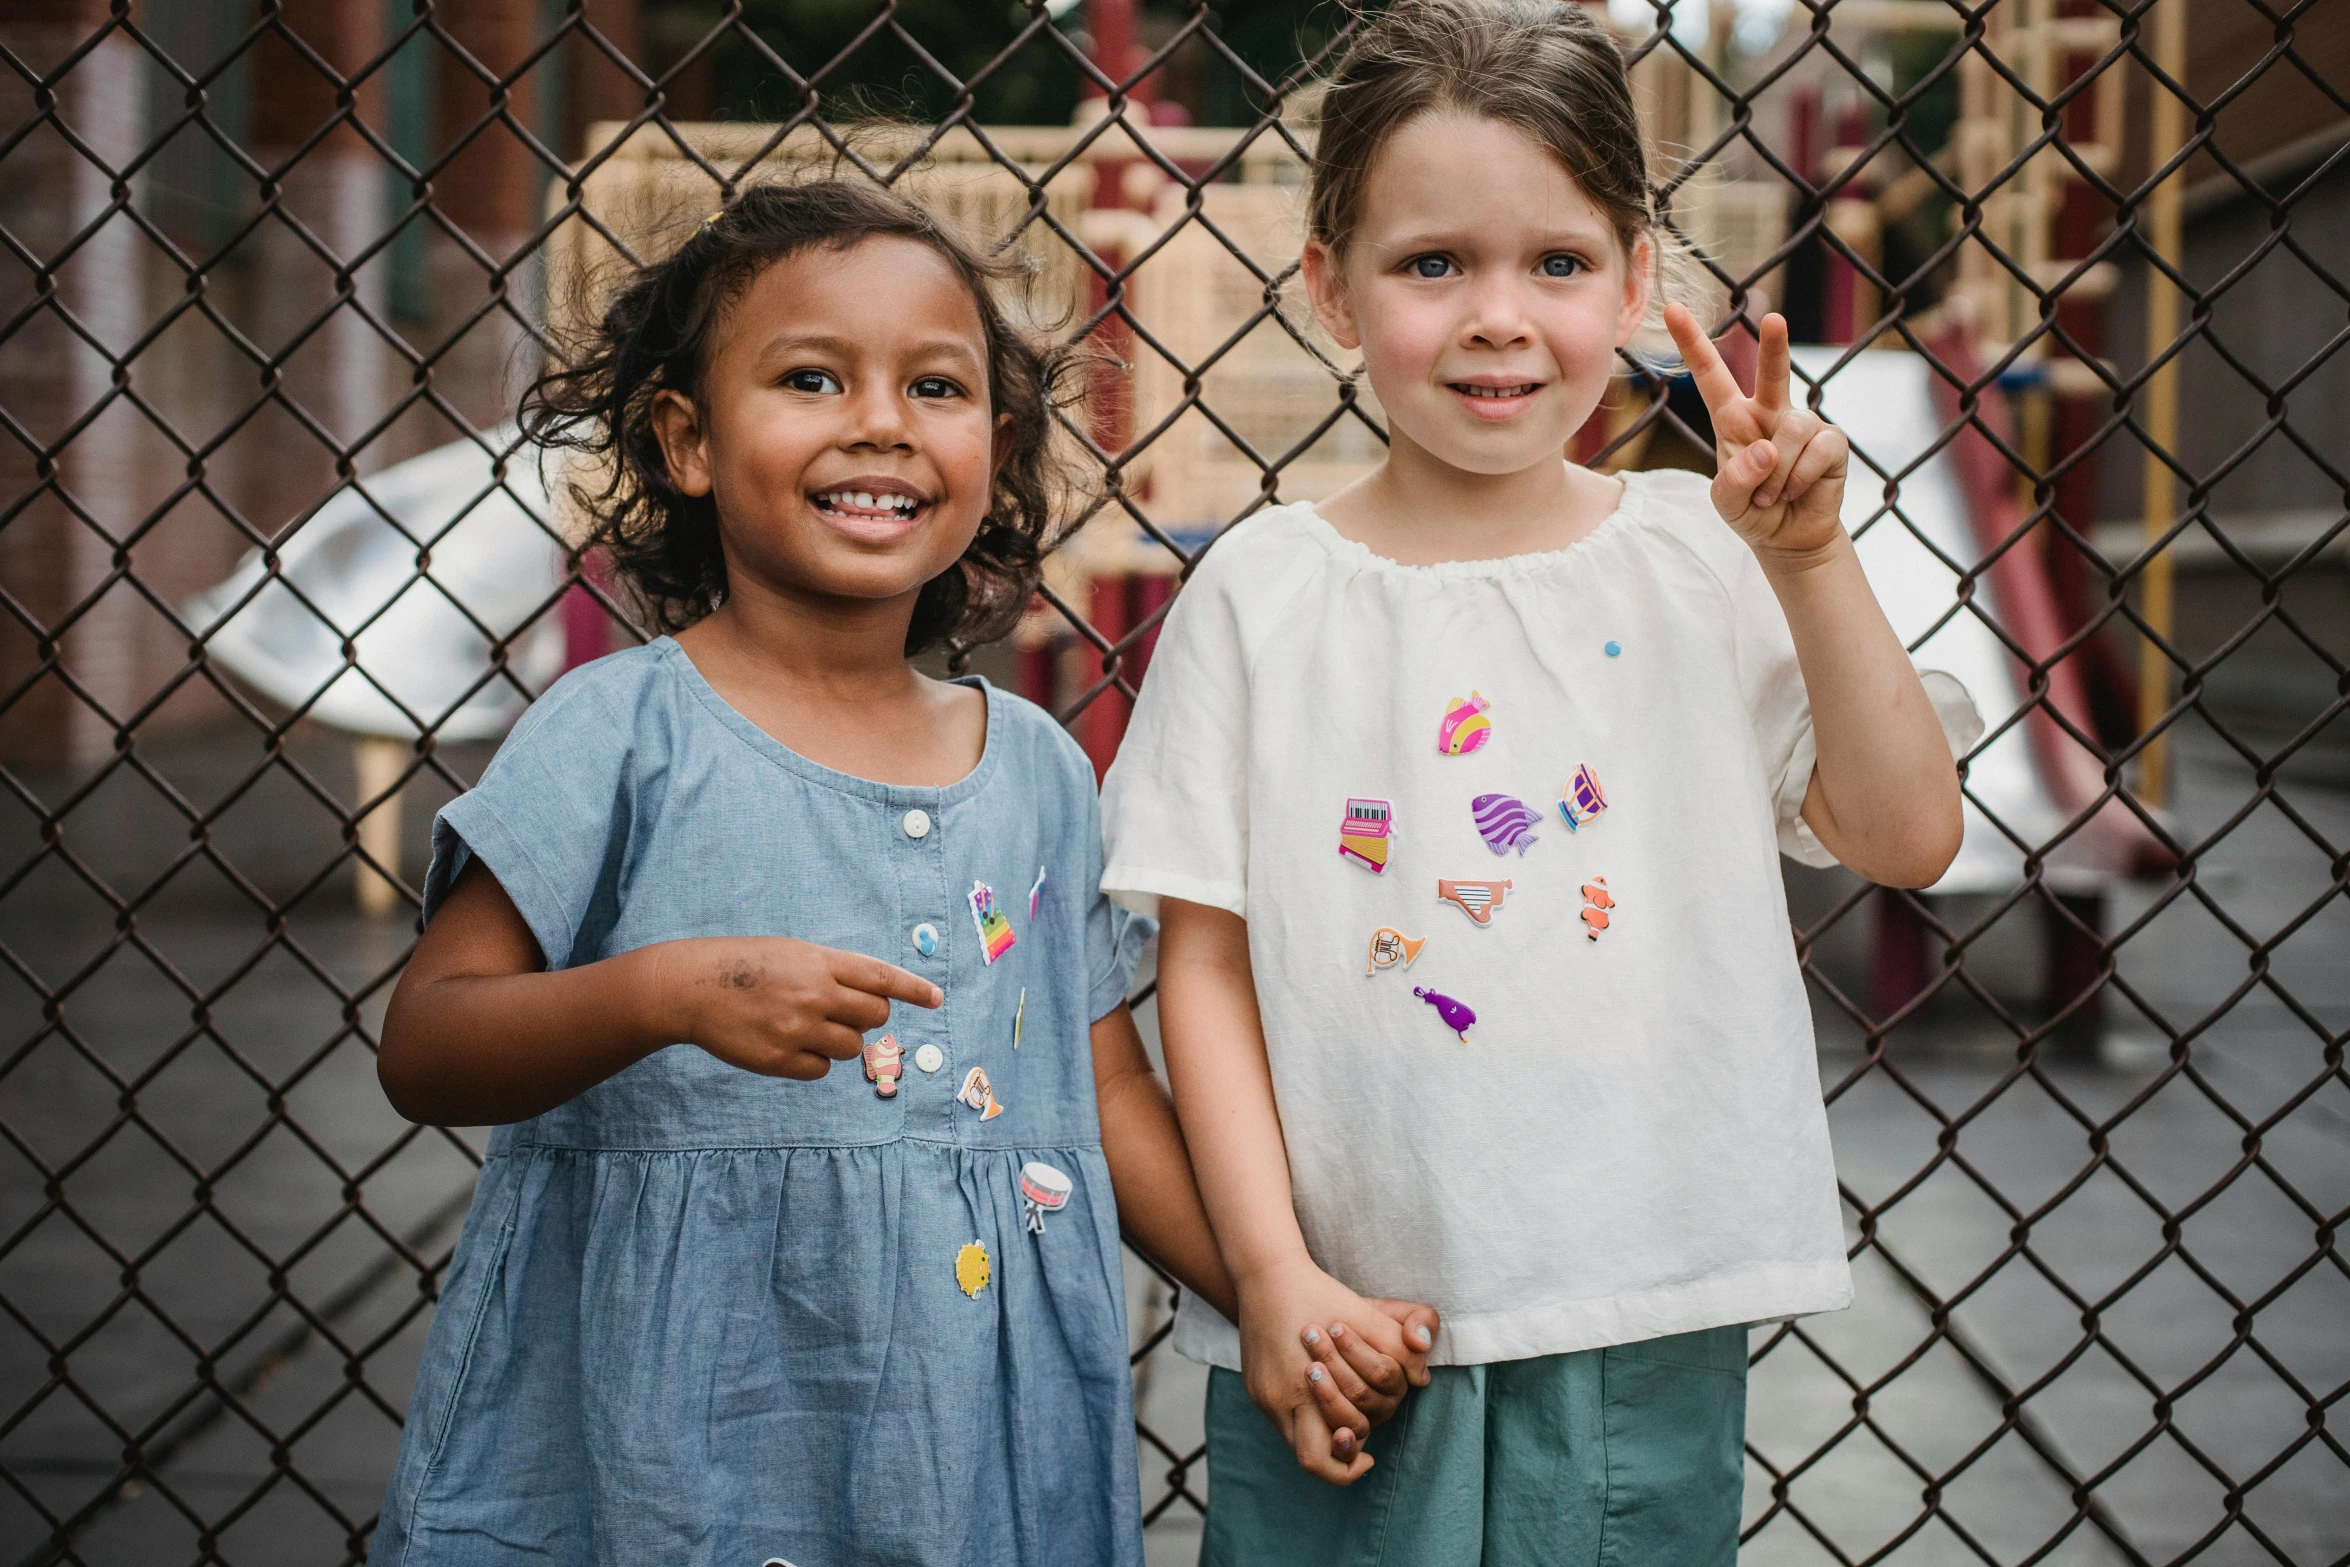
[372,2,1974,1563]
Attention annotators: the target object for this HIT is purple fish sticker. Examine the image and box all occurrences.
[1414,987,1477,1042]
[1470,793,1541,856]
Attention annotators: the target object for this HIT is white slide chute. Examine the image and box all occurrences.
[188,430,569,740]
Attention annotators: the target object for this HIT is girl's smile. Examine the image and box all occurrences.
[808,474,936,543]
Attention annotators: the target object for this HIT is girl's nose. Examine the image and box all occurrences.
[843,389,915,450]
[1458,278,1535,350]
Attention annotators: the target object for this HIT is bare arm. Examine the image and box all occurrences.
[379,860,941,1126]
[1666,304,1964,888]
[1091,1003,1238,1322]
[1157,898,1437,1485]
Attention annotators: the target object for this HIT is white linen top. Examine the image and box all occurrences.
[1100,467,1981,1367]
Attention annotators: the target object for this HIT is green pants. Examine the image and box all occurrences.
[1200,1326,1747,1567]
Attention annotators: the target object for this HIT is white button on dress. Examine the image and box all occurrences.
[913,1043,945,1074]
[902,808,932,839]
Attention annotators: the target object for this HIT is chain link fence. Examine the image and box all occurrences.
[2,1,2345,1562]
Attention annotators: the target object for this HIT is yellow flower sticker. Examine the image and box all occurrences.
[955,1240,991,1299]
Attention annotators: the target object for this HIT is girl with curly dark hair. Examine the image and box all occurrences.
[368,179,1251,1567]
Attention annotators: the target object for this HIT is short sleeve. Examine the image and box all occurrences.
[1077,756,1158,1020]
[1710,522,1984,867]
[1099,552,1256,920]
[421,662,638,969]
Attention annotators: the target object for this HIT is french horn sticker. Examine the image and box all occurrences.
[1366,927,1428,975]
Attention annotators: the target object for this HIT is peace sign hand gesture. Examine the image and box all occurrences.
[1663,304,1850,562]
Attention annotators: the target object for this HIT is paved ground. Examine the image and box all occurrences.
[1,718,2341,1566]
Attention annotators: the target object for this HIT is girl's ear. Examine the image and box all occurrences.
[650,388,714,498]
[1302,240,1362,352]
[993,409,1014,478]
[1615,232,1656,347]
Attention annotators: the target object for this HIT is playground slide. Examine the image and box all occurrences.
[1791,346,2148,894]
[186,430,568,741]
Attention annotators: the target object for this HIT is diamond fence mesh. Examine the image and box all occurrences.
[2,1,2345,1563]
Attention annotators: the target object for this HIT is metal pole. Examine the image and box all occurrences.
[2136,0,2187,806]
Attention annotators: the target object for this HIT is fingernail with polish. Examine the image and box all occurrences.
[1309,1365,1324,1383]
[1329,1323,1346,1339]
[1415,1326,1432,1347]
[1303,1328,1320,1346]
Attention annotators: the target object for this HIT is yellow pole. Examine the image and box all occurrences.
[354,736,408,916]
[2136,0,2187,806]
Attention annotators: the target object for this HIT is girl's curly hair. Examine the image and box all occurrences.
[522,178,1074,660]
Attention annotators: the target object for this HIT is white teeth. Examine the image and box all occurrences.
[1460,383,1537,398]
[817,490,920,514]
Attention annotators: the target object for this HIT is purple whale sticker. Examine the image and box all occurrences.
[1414,987,1477,1042]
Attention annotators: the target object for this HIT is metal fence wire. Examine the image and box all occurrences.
[3,0,2347,1562]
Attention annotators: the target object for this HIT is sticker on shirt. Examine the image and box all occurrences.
[1338,797,1394,873]
[1013,986,1026,1050]
[1471,793,1541,856]
[1436,691,1492,755]
[1019,1161,1072,1235]
[1027,864,1047,919]
[968,881,1017,964]
[1580,876,1616,940]
[862,1032,904,1098]
[1366,927,1427,975]
[1414,986,1477,1042]
[955,1240,992,1298]
[956,1065,1007,1119]
[1436,878,1511,925]
[1558,764,1608,832]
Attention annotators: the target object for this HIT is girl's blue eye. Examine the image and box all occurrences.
[784,369,840,394]
[911,375,965,400]
[1540,254,1584,279]
[1408,255,1454,279]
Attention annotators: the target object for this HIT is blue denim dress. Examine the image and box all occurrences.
[369,639,1151,1567]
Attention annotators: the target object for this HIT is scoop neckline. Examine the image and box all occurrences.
[654,637,1001,807]
[1297,466,1645,581]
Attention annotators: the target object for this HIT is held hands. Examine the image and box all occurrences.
[650,936,942,1080]
[1239,1259,1440,1485]
[1664,303,1851,563]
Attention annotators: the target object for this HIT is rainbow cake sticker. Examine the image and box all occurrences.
[1339,797,1394,873]
[968,881,1017,964]
[1437,878,1512,925]
[1559,764,1608,832]
[1437,691,1492,755]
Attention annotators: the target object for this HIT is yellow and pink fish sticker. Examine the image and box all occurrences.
[1437,691,1492,756]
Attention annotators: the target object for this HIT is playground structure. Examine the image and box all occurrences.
[194,2,2170,1033]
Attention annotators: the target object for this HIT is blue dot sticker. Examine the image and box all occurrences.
[1604,640,1622,658]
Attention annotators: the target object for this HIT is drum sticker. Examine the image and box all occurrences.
[955,1240,992,1298]
[1437,691,1492,755]
[1471,793,1541,856]
[862,1032,904,1098]
[1366,927,1427,975]
[1581,876,1616,941]
[1338,797,1394,872]
[1558,764,1609,832]
[957,1065,1007,1120]
[1436,878,1512,925]
[1018,1161,1073,1235]
[968,881,1017,964]
[1414,987,1478,1042]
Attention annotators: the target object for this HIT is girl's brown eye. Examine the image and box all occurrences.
[911,376,964,400]
[784,369,840,394]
